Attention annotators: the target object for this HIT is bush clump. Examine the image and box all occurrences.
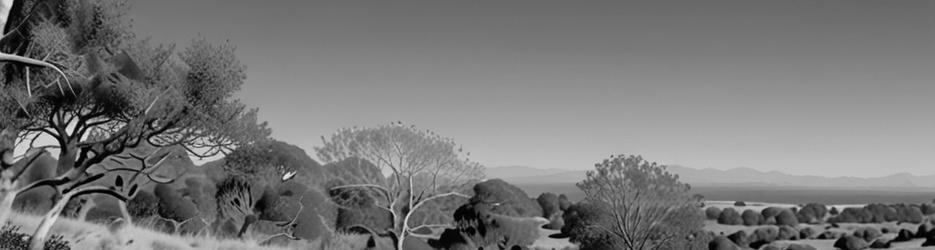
[775,209,798,227]
[705,207,722,220]
[734,201,746,207]
[717,208,743,225]
[741,209,762,226]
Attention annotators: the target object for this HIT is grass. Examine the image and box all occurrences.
[7,211,303,250]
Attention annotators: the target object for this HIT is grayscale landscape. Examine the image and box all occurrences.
[1,0,934,250]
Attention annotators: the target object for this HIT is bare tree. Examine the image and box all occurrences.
[576,155,704,250]
[316,122,484,250]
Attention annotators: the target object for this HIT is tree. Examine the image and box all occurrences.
[575,154,705,250]
[316,122,484,250]
[0,0,268,248]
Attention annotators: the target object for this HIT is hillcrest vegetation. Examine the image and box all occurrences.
[7,1,933,250]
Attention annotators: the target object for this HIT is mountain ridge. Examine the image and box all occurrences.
[486,165,935,188]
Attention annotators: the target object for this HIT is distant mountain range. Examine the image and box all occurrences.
[485,165,935,189]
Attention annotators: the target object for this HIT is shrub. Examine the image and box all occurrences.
[741,209,762,226]
[558,194,572,211]
[830,207,872,223]
[727,230,749,247]
[708,236,741,250]
[154,183,198,232]
[544,211,565,230]
[705,207,722,220]
[734,201,746,207]
[775,209,798,226]
[778,225,799,240]
[717,208,743,225]
[127,190,159,218]
[537,192,561,217]
[852,227,882,242]
[801,203,828,218]
[749,226,778,247]
[829,206,839,215]
[922,204,935,215]
[833,235,870,250]
[560,202,619,249]
[761,207,783,221]
[470,179,542,217]
[799,227,817,239]
[0,225,70,250]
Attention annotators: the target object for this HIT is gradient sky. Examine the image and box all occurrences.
[125,0,935,177]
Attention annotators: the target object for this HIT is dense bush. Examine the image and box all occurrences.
[558,194,572,211]
[537,192,561,218]
[0,225,70,250]
[829,206,839,215]
[741,209,762,226]
[12,186,55,213]
[154,184,198,223]
[544,211,564,230]
[470,179,542,217]
[796,203,827,224]
[852,227,882,242]
[760,207,783,224]
[775,209,798,226]
[705,207,722,220]
[717,208,743,225]
[726,230,749,247]
[749,226,778,247]
[830,207,873,223]
[923,204,935,215]
[559,202,620,249]
[833,235,870,250]
[127,190,159,218]
[451,200,543,249]
[799,227,817,239]
[734,201,746,207]
[778,225,799,241]
[708,236,741,250]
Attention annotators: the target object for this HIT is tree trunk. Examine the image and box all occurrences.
[0,127,19,225]
[117,199,132,225]
[0,188,18,225]
[29,189,75,250]
[76,197,95,222]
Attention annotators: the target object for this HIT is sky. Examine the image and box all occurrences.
[124,0,935,178]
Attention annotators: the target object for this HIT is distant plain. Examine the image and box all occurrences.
[515,183,935,205]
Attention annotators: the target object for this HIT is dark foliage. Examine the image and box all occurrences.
[717,208,742,225]
[705,207,721,220]
[154,184,197,222]
[775,209,798,226]
[558,194,572,211]
[726,230,748,247]
[127,190,158,218]
[560,202,618,249]
[748,226,778,248]
[470,179,541,218]
[741,209,762,226]
[734,201,746,207]
[833,235,869,250]
[0,225,70,250]
[708,236,741,250]
[537,192,561,218]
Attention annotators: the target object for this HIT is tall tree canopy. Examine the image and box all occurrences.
[0,0,268,248]
[316,122,484,250]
